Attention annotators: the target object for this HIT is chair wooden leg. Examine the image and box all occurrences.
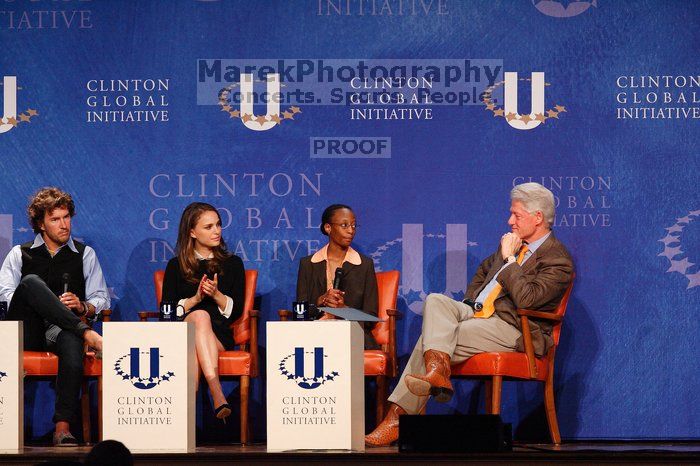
[240,375,250,445]
[98,376,103,442]
[490,376,502,415]
[376,375,387,424]
[544,376,561,444]
[81,380,91,444]
[484,380,492,414]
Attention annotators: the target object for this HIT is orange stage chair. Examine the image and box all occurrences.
[138,269,259,444]
[450,277,575,444]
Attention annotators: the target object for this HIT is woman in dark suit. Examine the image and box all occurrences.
[162,202,245,422]
[296,204,379,349]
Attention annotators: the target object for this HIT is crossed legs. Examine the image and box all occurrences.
[8,274,102,351]
[366,293,521,446]
[184,310,229,415]
[8,274,103,444]
[390,293,521,414]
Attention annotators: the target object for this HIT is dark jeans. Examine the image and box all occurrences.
[8,274,89,423]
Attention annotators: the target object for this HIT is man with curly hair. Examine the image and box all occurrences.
[0,187,109,446]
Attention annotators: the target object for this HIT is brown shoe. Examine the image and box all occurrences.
[404,349,453,403]
[365,403,406,447]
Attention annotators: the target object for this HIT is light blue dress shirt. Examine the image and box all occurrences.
[0,234,110,316]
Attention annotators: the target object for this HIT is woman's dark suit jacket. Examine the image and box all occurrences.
[296,246,379,349]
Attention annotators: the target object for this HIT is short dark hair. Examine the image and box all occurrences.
[27,187,75,234]
[320,204,353,236]
[84,439,133,466]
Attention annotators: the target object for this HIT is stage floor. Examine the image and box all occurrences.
[2,442,700,465]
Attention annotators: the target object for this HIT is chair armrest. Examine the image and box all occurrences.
[386,309,400,377]
[517,309,562,321]
[82,308,112,326]
[138,311,159,322]
[519,316,538,379]
[278,309,292,321]
[249,309,259,377]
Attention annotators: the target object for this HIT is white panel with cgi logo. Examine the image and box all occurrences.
[266,321,364,451]
[102,322,195,452]
[0,322,22,453]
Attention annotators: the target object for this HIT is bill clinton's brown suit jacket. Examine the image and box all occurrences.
[464,233,574,356]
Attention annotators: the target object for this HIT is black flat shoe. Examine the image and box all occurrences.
[214,403,232,423]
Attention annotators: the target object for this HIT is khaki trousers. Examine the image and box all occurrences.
[388,293,521,414]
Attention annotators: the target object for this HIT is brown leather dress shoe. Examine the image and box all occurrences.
[404,349,454,402]
[365,403,406,447]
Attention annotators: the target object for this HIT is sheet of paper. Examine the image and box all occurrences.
[319,307,382,322]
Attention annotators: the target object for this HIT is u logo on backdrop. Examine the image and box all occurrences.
[482,72,567,130]
[371,224,474,315]
[114,347,175,390]
[0,75,39,134]
[658,209,700,289]
[278,347,339,390]
[217,73,302,132]
[1,76,17,134]
[532,0,597,18]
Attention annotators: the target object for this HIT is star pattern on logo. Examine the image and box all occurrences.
[658,234,680,246]
[0,80,38,127]
[216,82,302,126]
[481,79,566,125]
[114,351,175,389]
[658,209,700,289]
[278,352,338,387]
[403,288,425,306]
[1,108,38,127]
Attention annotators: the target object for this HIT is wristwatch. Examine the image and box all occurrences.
[504,255,516,264]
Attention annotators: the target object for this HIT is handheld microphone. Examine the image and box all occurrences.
[62,273,71,294]
[332,268,343,290]
[462,298,483,311]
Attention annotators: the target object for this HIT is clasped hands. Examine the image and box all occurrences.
[317,288,345,320]
[193,273,221,303]
[500,232,523,260]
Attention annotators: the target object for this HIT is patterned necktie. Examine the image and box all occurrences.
[473,244,529,319]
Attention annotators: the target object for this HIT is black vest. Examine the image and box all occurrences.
[20,240,86,300]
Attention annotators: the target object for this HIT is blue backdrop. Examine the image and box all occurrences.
[1,0,698,441]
